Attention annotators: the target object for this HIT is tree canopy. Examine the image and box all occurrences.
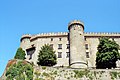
[6,60,33,80]
[14,47,26,60]
[96,37,120,69]
[37,44,57,66]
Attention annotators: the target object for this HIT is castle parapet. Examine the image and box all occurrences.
[21,34,31,42]
[68,20,84,30]
[21,32,68,41]
[32,32,68,36]
[84,32,120,37]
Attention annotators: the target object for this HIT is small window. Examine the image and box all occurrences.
[59,38,62,41]
[86,52,89,58]
[58,52,62,58]
[85,38,86,41]
[66,44,70,49]
[51,38,53,41]
[85,44,88,50]
[50,44,53,49]
[58,44,62,49]
[66,52,69,58]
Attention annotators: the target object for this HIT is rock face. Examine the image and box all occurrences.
[1,59,120,80]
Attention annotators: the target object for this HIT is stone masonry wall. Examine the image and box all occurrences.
[34,66,120,80]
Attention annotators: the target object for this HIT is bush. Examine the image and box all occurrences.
[37,44,57,66]
[6,61,33,80]
[14,47,26,60]
[96,37,120,69]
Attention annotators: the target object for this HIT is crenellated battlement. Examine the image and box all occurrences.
[32,32,68,37]
[21,32,120,42]
[84,32,120,37]
[21,34,31,42]
[68,20,84,30]
[21,34,31,38]
[21,32,68,41]
[68,20,84,27]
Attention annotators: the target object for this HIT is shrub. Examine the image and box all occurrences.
[37,44,57,66]
[14,47,26,60]
[6,60,33,80]
[96,37,120,69]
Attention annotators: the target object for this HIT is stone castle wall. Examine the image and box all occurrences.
[20,20,120,68]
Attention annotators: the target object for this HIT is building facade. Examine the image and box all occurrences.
[20,20,120,68]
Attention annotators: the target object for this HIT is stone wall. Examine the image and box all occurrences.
[34,66,120,80]
[20,32,120,68]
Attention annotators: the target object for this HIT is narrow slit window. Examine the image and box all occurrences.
[85,44,89,50]
[86,52,89,58]
[66,44,70,49]
[66,52,69,58]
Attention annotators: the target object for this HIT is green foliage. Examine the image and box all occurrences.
[35,78,44,80]
[6,61,33,80]
[74,70,90,78]
[14,47,26,60]
[73,70,95,80]
[42,66,46,70]
[37,44,57,66]
[96,37,120,69]
[53,70,57,75]
[110,72,118,80]
[42,72,49,77]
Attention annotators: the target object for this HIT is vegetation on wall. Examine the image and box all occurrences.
[96,37,120,69]
[3,60,120,80]
[37,44,57,66]
[14,47,26,60]
[5,60,33,80]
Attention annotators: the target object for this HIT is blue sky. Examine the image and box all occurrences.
[0,0,120,76]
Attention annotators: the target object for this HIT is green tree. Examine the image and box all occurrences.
[6,61,33,80]
[96,37,120,69]
[14,47,26,60]
[37,44,57,66]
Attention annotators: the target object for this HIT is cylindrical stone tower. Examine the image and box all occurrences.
[68,20,87,68]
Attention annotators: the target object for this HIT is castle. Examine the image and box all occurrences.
[20,20,120,68]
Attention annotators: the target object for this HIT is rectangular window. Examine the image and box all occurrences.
[66,52,69,58]
[59,38,62,41]
[86,52,89,58]
[85,38,86,41]
[51,38,53,41]
[66,44,70,49]
[58,44,62,49]
[85,44,88,50]
[58,52,62,58]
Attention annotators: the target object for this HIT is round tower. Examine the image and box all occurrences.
[20,34,31,49]
[68,20,87,68]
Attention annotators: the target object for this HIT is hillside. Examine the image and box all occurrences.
[1,59,120,80]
